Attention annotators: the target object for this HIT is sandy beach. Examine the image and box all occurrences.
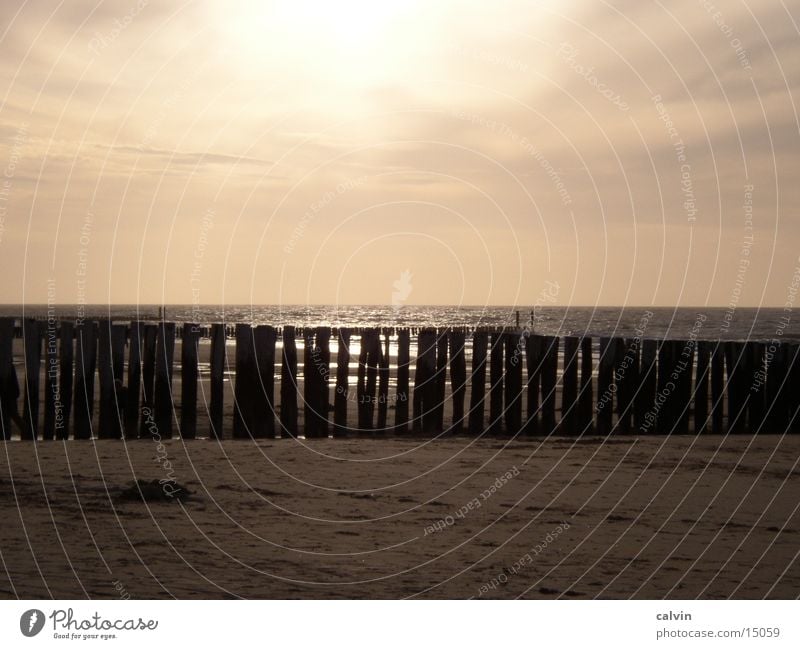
[1,435,798,599]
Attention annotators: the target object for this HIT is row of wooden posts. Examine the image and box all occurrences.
[0,318,798,440]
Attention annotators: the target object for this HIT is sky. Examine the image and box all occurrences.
[0,0,797,307]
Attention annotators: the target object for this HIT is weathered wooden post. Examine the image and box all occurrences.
[234,324,256,439]
[98,321,126,439]
[694,340,711,433]
[748,342,765,432]
[434,331,448,432]
[635,339,657,433]
[413,329,437,433]
[97,320,122,439]
[614,338,635,434]
[541,336,559,435]
[560,336,579,434]
[316,327,331,437]
[154,321,175,439]
[764,342,785,432]
[577,336,594,434]
[334,328,351,436]
[488,331,504,435]
[304,327,329,438]
[0,318,15,440]
[524,334,543,435]
[468,330,488,435]
[57,320,74,440]
[303,329,316,437]
[365,329,381,431]
[504,331,523,435]
[655,341,673,434]
[74,320,98,440]
[376,331,390,432]
[725,342,746,433]
[788,344,800,433]
[209,323,226,439]
[181,324,200,439]
[449,329,467,434]
[675,339,694,435]
[596,337,614,435]
[22,318,41,440]
[394,328,410,434]
[356,330,369,431]
[710,342,725,433]
[253,325,277,438]
[43,319,59,440]
[139,324,157,438]
[280,325,298,437]
[125,321,142,438]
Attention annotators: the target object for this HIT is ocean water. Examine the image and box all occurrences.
[1,304,797,342]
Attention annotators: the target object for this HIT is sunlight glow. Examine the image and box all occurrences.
[222,0,428,88]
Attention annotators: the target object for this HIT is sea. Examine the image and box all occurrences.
[0,305,797,342]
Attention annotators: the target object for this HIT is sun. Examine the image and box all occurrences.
[220,0,427,85]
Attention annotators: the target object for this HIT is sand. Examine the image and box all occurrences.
[1,434,798,599]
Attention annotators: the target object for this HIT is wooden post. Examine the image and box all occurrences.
[253,325,276,438]
[655,341,674,434]
[303,329,316,437]
[334,328,351,436]
[356,330,369,432]
[613,338,634,434]
[181,324,200,439]
[316,327,331,437]
[376,332,389,432]
[125,321,142,438]
[596,337,614,435]
[365,330,380,431]
[234,324,255,439]
[635,339,657,433]
[57,321,74,440]
[139,324,157,438]
[611,338,636,434]
[22,319,41,440]
[413,329,437,433]
[524,334,543,435]
[468,330,488,435]
[504,332,523,435]
[748,342,765,432]
[540,336,559,435]
[725,342,746,433]
[98,321,121,439]
[394,328,410,434]
[154,321,175,439]
[674,339,693,435]
[280,325,298,437]
[788,344,800,434]
[449,329,467,434]
[100,322,126,439]
[711,342,725,433]
[0,318,16,440]
[560,336,579,434]
[43,319,59,440]
[578,336,594,434]
[74,320,97,440]
[694,340,711,434]
[209,323,225,439]
[764,342,784,432]
[304,327,329,438]
[434,331,448,432]
[488,331,504,435]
